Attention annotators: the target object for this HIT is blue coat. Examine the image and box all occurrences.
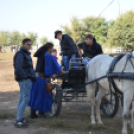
[28,52,61,112]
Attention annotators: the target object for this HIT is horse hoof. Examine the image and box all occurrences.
[91,121,96,125]
[97,121,103,125]
[122,130,127,134]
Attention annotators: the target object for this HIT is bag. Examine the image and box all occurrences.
[46,83,53,96]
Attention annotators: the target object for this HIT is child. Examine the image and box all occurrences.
[51,49,58,60]
[51,49,62,76]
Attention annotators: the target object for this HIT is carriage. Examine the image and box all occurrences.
[51,58,120,117]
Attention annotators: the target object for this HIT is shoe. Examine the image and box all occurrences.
[14,120,28,128]
[14,118,28,123]
[38,114,47,118]
[45,111,53,117]
[30,114,38,119]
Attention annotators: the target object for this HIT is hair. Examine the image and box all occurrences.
[52,49,57,52]
[44,42,54,51]
[22,38,32,44]
[85,34,94,39]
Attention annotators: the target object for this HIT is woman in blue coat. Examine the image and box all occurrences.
[28,43,64,118]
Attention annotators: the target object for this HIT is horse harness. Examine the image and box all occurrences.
[107,53,134,95]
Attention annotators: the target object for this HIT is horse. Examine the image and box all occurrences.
[86,53,134,134]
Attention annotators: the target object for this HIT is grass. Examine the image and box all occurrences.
[0,109,15,119]
[0,52,14,60]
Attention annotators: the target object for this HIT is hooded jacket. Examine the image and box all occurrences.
[13,46,36,82]
[34,46,46,73]
[78,38,103,58]
[60,34,78,55]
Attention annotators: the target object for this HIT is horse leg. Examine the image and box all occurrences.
[86,83,96,124]
[95,86,106,124]
[122,90,133,134]
[131,101,134,133]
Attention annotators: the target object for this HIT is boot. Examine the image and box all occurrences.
[30,109,38,119]
[38,111,46,118]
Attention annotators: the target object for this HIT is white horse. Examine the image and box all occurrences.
[86,53,134,134]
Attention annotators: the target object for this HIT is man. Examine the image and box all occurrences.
[78,34,103,58]
[55,30,78,71]
[13,38,36,127]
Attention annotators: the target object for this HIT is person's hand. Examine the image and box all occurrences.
[61,70,68,75]
[51,75,56,78]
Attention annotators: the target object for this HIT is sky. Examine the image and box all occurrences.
[0,0,134,45]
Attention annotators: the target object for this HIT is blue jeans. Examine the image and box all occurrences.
[63,54,77,71]
[17,80,31,121]
[82,57,91,67]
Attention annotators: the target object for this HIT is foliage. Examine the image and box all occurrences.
[0,31,38,46]
[40,36,48,45]
[61,16,110,45]
[61,11,134,50]
[107,11,134,49]
[0,31,9,46]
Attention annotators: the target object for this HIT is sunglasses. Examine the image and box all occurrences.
[25,44,32,46]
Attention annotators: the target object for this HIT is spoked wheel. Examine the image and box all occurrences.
[101,92,119,117]
[51,84,63,116]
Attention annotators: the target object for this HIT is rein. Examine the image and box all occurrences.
[73,53,134,93]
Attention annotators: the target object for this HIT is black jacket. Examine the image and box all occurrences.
[60,34,78,55]
[13,46,36,82]
[78,38,103,58]
[34,46,46,73]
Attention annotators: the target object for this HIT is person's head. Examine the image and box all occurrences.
[85,34,94,45]
[44,42,54,53]
[51,49,57,57]
[22,38,32,51]
[55,30,62,40]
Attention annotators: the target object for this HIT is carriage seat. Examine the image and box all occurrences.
[68,58,86,85]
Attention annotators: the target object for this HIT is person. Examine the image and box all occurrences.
[55,30,78,71]
[78,34,103,65]
[28,43,65,118]
[0,46,2,52]
[13,38,36,128]
[51,49,58,60]
[13,45,16,53]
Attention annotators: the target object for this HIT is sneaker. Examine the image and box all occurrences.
[21,118,28,123]
[45,112,53,117]
[14,118,28,123]
[14,121,28,128]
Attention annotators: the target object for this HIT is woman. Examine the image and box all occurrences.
[28,42,64,118]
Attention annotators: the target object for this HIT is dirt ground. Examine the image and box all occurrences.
[0,52,133,134]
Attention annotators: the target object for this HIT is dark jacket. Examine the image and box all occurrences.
[78,38,103,58]
[60,34,78,56]
[13,46,36,82]
[34,46,46,73]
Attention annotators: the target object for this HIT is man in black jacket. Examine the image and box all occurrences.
[13,38,36,128]
[55,30,78,71]
[78,34,103,58]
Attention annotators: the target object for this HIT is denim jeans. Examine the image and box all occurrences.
[82,57,91,67]
[63,53,77,71]
[17,80,31,121]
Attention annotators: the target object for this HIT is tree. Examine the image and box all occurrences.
[40,36,48,45]
[9,31,20,46]
[0,31,10,46]
[61,16,110,45]
[107,11,134,49]
[28,32,38,45]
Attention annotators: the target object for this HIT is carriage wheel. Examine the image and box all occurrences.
[51,84,63,116]
[101,92,119,117]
